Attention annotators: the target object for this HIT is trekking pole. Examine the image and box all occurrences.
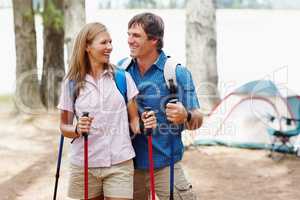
[168,99,177,200]
[53,134,64,200]
[168,79,178,200]
[82,112,89,200]
[144,106,156,200]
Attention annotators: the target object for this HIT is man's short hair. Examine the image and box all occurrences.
[128,12,164,51]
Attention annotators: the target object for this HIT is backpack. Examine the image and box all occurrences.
[118,56,181,95]
[68,68,128,116]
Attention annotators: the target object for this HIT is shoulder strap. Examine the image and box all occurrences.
[164,56,181,92]
[114,68,128,104]
[118,56,180,95]
[68,79,78,118]
[68,79,77,105]
[118,57,133,70]
[68,70,128,107]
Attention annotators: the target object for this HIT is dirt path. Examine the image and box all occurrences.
[1,112,300,200]
[183,147,300,200]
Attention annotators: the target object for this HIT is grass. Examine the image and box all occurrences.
[0,94,13,103]
[0,94,14,114]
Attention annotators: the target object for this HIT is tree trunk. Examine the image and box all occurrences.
[12,0,43,113]
[64,0,85,65]
[186,0,220,114]
[41,0,65,109]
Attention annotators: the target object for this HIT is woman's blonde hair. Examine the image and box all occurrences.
[66,22,113,90]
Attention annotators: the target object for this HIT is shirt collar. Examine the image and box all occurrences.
[153,50,168,71]
[131,50,168,71]
[85,68,114,83]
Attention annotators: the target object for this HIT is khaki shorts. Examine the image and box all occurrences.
[68,159,134,199]
[134,162,197,200]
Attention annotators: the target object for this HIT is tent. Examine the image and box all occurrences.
[194,80,300,151]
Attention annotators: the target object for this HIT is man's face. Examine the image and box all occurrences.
[127,24,156,58]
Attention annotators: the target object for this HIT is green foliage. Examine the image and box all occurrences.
[217,0,272,9]
[23,9,34,23]
[97,0,186,9]
[232,0,242,8]
[127,0,157,9]
[42,0,64,31]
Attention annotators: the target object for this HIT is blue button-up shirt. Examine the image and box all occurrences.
[118,51,200,169]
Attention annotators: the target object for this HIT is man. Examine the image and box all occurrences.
[118,12,203,200]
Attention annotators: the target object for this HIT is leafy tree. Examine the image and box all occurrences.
[40,0,65,109]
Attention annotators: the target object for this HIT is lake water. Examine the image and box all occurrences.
[1,8,300,96]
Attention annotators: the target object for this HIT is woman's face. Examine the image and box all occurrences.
[86,31,112,65]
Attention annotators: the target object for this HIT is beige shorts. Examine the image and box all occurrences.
[133,162,197,200]
[68,159,134,199]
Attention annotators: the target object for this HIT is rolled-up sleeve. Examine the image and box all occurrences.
[57,79,74,112]
[176,66,200,110]
[125,72,139,101]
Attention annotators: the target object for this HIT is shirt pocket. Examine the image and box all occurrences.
[75,87,100,115]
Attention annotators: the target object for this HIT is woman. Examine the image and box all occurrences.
[58,22,156,200]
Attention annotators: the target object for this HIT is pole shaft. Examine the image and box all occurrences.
[84,135,88,200]
[148,135,155,200]
[53,134,64,200]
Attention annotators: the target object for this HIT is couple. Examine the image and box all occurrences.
[58,12,203,200]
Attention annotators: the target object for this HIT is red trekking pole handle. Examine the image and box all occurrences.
[82,112,89,200]
[144,107,155,200]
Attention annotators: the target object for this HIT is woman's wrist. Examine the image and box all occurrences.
[74,124,80,138]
